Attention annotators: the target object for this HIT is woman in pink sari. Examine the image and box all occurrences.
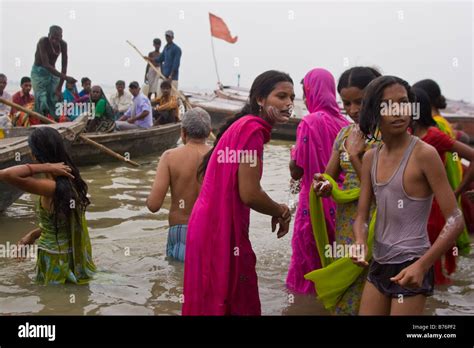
[287,68,350,294]
[183,71,294,315]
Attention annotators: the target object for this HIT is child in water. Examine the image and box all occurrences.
[352,76,465,315]
[0,127,95,284]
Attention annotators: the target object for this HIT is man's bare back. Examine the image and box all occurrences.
[147,140,211,226]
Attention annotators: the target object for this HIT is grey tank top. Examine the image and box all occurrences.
[371,136,433,264]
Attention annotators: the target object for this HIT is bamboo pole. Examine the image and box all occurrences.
[0,97,140,167]
[126,40,216,141]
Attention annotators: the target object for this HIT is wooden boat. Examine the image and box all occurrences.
[71,122,181,166]
[185,89,303,141]
[0,120,86,213]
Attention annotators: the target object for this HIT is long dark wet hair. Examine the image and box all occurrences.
[359,75,415,141]
[28,127,90,235]
[413,79,447,110]
[412,87,437,129]
[197,70,293,179]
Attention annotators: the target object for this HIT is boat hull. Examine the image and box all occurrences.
[71,123,181,166]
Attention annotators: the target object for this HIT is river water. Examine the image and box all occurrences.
[0,140,473,315]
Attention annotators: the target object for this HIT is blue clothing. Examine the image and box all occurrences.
[123,92,153,128]
[155,42,182,81]
[79,90,88,97]
[167,224,187,262]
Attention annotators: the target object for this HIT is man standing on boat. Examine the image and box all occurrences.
[151,30,182,94]
[115,81,153,130]
[31,25,76,120]
[145,38,163,99]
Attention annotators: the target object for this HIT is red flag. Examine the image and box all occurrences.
[209,13,238,44]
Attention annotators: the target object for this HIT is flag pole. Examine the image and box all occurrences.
[210,35,221,86]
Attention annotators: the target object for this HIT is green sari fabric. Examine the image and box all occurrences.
[35,200,96,285]
[31,65,60,119]
[304,174,376,310]
[434,118,470,255]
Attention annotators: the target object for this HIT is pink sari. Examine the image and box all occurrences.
[286,68,349,294]
[182,115,272,315]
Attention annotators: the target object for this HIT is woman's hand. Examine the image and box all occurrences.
[313,173,332,197]
[345,126,366,157]
[271,204,291,239]
[47,163,74,179]
[350,241,369,267]
[390,261,427,288]
[18,232,38,246]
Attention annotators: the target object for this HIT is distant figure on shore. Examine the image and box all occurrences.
[10,76,36,126]
[152,30,181,93]
[0,127,96,285]
[182,70,293,316]
[109,80,133,120]
[145,38,163,99]
[116,81,153,130]
[152,80,179,125]
[31,25,76,119]
[287,68,350,295]
[0,73,12,116]
[147,107,212,262]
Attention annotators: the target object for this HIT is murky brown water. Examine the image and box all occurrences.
[0,140,473,315]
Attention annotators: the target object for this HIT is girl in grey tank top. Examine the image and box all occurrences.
[371,136,433,264]
[354,76,465,315]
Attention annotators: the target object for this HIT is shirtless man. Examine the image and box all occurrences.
[32,25,76,118]
[147,107,212,262]
[145,38,162,99]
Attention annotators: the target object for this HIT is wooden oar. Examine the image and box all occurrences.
[0,97,140,167]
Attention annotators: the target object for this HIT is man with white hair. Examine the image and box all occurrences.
[147,107,211,262]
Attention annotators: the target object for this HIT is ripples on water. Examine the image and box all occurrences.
[0,141,472,315]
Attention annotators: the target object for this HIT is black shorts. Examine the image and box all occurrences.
[367,258,434,298]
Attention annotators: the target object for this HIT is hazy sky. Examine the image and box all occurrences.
[0,0,473,102]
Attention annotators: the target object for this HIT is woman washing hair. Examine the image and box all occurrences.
[0,127,96,284]
[183,70,294,315]
[353,76,464,315]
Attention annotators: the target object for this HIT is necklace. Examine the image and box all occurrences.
[49,38,60,55]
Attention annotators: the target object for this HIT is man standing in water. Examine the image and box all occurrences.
[31,25,76,119]
[147,107,212,262]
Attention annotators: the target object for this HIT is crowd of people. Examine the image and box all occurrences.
[0,26,182,131]
[1,25,474,317]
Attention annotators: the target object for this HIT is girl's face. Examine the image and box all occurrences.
[340,86,364,123]
[258,81,295,125]
[379,83,411,137]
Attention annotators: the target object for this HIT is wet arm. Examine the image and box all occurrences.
[0,164,56,197]
[449,141,474,196]
[57,41,68,91]
[324,149,342,180]
[353,150,374,245]
[417,146,464,272]
[147,151,170,212]
[239,161,284,217]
